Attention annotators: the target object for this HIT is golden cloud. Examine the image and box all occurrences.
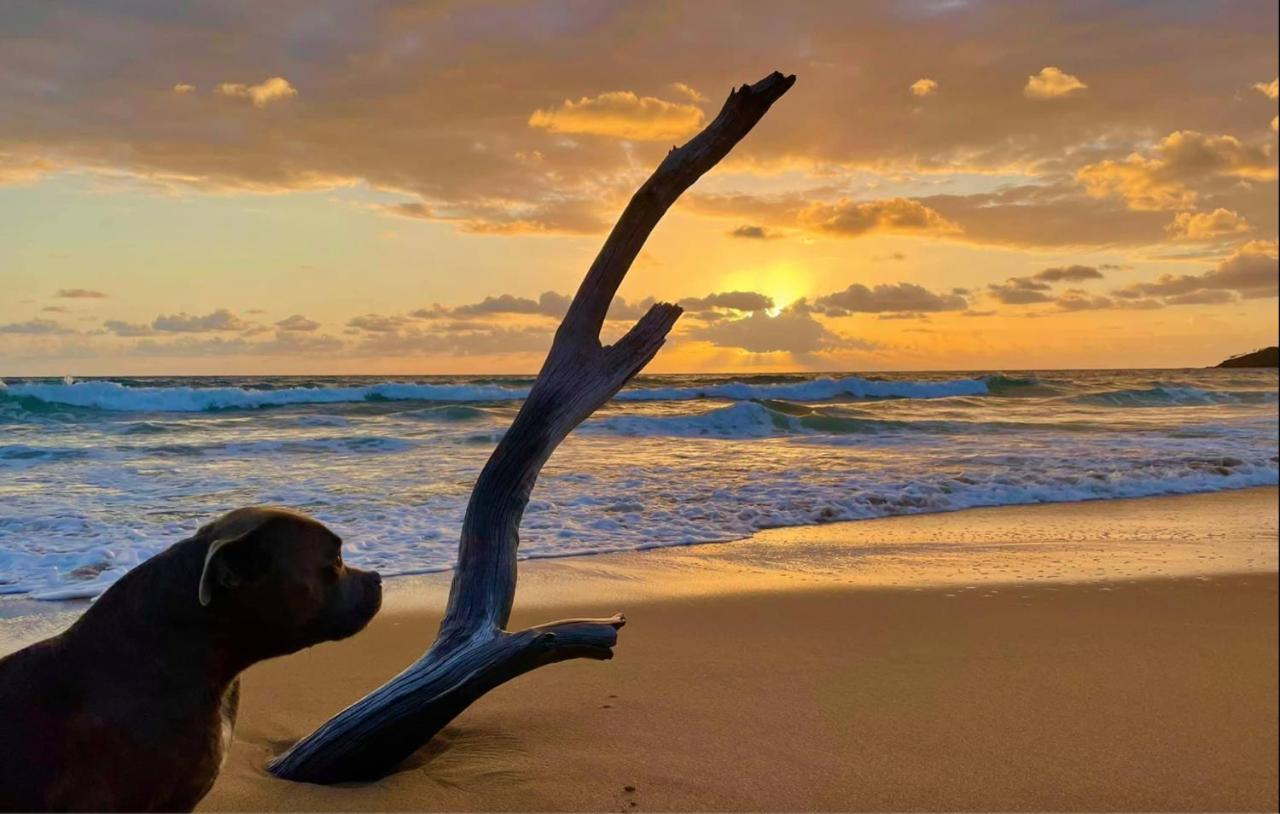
[1165,208,1251,240]
[528,91,704,140]
[1023,67,1087,99]
[910,78,938,97]
[797,198,960,238]
[670,82,707,103]
[1077,130,1277,210]
[1253,78,1279,100]
[172,83,195,95]
[215,77,297,107]
[1113,239,1278,300]
[380,195,611,236]
[0,152,57,185]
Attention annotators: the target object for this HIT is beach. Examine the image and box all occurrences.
[1,488,1275,810]
[171,488,1278,811]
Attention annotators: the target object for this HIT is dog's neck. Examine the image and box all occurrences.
[61,538,255,689]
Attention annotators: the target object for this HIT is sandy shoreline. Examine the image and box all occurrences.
[3,489,1277,810]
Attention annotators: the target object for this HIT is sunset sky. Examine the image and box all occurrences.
[2,1,1277,375]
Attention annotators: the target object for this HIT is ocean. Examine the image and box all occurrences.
[1,369,1276,601]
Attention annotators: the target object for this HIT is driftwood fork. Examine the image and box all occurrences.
[268,70,796,784]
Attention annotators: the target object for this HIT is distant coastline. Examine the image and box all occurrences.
[1217,346,1279,368]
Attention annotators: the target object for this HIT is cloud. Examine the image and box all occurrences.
[380,197,609,236]
[358,291,654,331]
[103,320,156,337]
[0,151,57,185]
[988,265,1105,305]
[728,224,780,240]
[605,295,657,321]
[670,82,707,103]
[919,183,1174,249]
[1,4,1275,225]
[346,313,412,333]
[1024,67,1087,99]
[276,314,320,332]
[454,291,570,318]
[1253,78,1279,100]
[679,291,774,313]
[1113,240,1278,300]
[528,91,704,140]
[215,76,297,107]
[1161,289,1238,305]
[910,78,938,97]
[152,308,248,332]
[132,331,343,357]
[690,305,848,354]
[813,282,967,315]
[988,278,1055,304]
[351,323,554,357]
[1077,130,1277,211]
[55,288,108,299]
[172,83,195,95]
[1165,208,1251,240]
[797,198,959,238]
[1034,265,1104,282]
[0,318,71,335]
[1054,290,1113,311]
[0,1,1275,256]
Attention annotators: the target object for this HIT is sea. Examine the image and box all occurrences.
[1,369,1276,601]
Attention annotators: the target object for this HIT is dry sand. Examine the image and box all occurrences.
[193,488,1279,812]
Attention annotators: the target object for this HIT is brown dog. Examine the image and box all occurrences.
[0,507,382,812]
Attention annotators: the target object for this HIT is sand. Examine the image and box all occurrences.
[2,490,1276,810]
[193,488,1279,811]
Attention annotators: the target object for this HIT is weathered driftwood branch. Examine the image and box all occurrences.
[267,70,795,784]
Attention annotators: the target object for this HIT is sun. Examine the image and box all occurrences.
[719,263,807,316]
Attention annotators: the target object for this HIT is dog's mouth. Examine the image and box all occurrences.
[325,571,383,641]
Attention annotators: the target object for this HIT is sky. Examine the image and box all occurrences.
[1,0,1277,375]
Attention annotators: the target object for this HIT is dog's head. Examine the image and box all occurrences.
[194,507,381,656]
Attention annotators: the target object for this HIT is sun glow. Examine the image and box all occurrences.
[719,263,808,316]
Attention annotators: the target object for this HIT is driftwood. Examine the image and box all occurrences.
[267,70,796,784]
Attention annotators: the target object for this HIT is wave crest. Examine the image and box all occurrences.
[0,375,998,414]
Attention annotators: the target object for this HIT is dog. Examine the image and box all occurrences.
[0,506,382,812]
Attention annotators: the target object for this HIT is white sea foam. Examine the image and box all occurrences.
[0,370,1275,600]
[1,379,529,412]
[1,375,995,413]
[613,376,991,402]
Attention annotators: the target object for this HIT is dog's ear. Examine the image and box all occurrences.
[198,526,269,607]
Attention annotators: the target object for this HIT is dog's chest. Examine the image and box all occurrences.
[216,678,241,770]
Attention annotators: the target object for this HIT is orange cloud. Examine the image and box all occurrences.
[910,78,938,97]
[528,91,704,140]
[1253,78,1279,100]
[1165,208,1251,240]
[215,77,297,107]
[1113,240,1278,300]
[1023,67,1087,99]
[1077,130,1277,210]
[670,82,707,103]
[0,152,56,185]
[797,198,960,238]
